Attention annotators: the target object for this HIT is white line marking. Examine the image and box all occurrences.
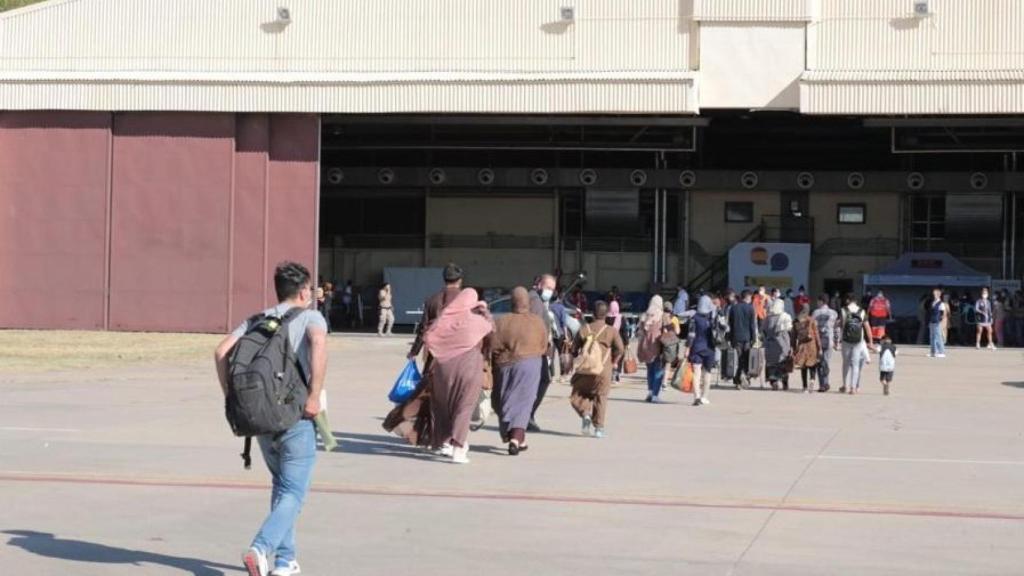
[814,455,1024,466]
[0,427,81,433]
[653,423,836,433]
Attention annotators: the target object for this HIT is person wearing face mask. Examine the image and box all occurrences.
[528,273,557,431]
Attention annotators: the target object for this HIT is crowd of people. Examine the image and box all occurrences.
[381,268,933,468]
[215,260,1012,576]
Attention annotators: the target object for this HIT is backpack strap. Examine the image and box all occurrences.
[241,436,252,470]
[279,306,311,386]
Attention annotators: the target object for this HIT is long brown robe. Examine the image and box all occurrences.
[382,285,461,446]
[490,288,548,442]
[792,315,821,369]
[430,342,488,449]
[570,318,624,428]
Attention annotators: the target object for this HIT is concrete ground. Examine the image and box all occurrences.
[2,334,1023,575]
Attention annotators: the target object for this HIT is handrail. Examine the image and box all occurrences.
[688,221,765,293]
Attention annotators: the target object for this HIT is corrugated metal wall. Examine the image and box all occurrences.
[0,74,697,114]
[695,0,811,21]
[809,0,1024,70]
[0,0,693,73]
[0,111,319,333]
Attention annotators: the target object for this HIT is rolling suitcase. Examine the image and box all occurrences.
[720,347,738,381]
[748,346,765,387]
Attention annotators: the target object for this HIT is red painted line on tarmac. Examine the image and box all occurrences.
[2,471,1023,522]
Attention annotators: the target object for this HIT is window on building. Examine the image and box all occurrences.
[837,203,866,224]
[910,195,946,251]
[725,202,754,223]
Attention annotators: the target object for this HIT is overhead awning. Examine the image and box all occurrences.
[0,71,700,115]
[800,70,1024,115]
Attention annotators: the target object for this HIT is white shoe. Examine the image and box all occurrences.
[594,427,606,439]
[451,443,470,464]
[242,547,269,576]
[434,443,454,457]
[581,415,593,436]
[989,344,997,350]
[936,353,946,358]
[700,397,710,405]
[271,560,301,576]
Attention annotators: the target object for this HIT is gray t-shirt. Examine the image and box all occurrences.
[232,303,327,378]
[812,306,839,349]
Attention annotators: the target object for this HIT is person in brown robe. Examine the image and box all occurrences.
[570,301,624,439]
[792,303,822,393]
[490,287,548,455]
[423,288,494,464]
[382,263,463,446]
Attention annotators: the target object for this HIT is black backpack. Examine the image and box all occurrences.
[842,309,865,345]
[226,307,309,468]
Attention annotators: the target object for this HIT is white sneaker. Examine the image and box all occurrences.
[594,427,606,439]
[989,344,997,350]
[271,560,301,576]
[700,397,710,405]
[242,547,269,576]
[581,415,593,436]
[451,443,470,464]
[434,443,454,457]
[936,353,946,358]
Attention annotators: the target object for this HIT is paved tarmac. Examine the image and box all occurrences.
[2,334,1023,575]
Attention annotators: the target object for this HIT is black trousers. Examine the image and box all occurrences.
[732,342,751,385]
[531,354,552,418]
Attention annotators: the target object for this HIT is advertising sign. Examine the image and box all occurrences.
[728,243,811,292]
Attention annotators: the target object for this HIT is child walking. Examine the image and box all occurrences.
[878,336,897,396]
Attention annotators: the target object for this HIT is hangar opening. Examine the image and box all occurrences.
[317,113,1024,330]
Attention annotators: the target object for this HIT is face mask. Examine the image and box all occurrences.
[541,289,553,302]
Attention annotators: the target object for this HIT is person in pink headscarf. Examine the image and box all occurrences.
[423,288,494,463]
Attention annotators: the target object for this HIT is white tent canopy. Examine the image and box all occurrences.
[864,253,991,318]
[864,252,990,289]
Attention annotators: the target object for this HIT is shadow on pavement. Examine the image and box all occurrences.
[332,431,435,460]
[1001,381,1024,389]
[3,530,242,576]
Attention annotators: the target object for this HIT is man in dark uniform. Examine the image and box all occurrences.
[728,289,758,388]
[528,273,557,432]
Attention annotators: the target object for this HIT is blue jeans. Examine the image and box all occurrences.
[929,323,945,356]
[252,419,316,568]
[817,346,832,389]
[646,359,665,397]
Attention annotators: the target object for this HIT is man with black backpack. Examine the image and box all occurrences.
[214,261,328,576]
[839,293,873,395]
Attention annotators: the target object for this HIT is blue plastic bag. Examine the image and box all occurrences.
[388,359,422,404]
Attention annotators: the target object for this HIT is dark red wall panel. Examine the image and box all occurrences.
[231,114,271,328]
[0,112,319,333]
[264,114,319,305]
[108,113,235,332]
[0,112,111,329]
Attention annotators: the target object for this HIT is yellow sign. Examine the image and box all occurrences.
[744,276,793,290]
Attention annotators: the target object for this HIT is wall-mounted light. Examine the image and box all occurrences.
[560,6,575,22]
[277,7,292,24]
